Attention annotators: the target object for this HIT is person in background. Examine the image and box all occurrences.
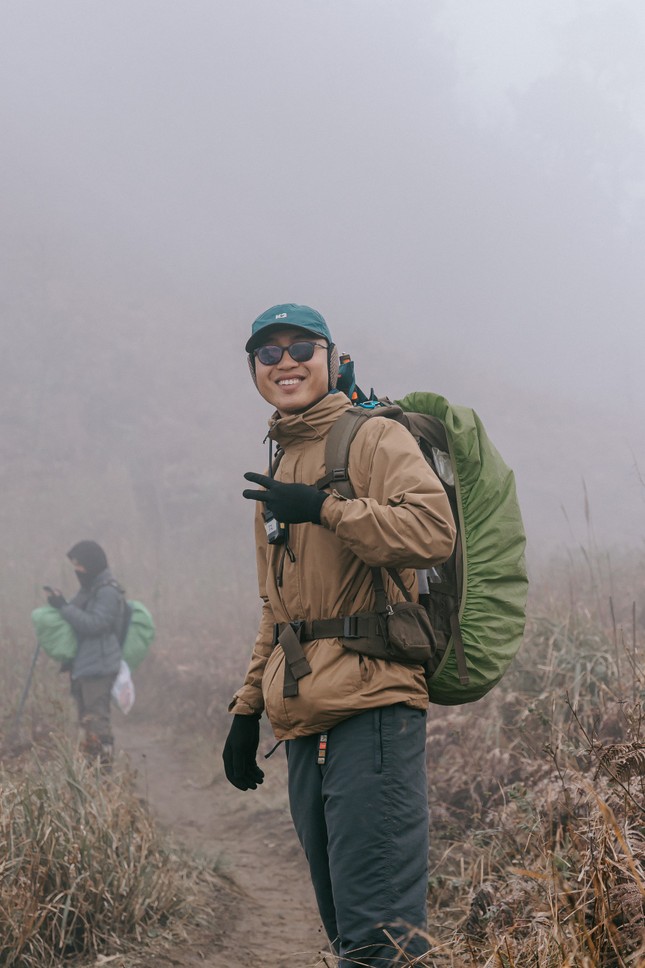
[223,303,456,966]
[46,540,125,765]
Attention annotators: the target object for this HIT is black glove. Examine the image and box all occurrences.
[47,592,67,609]
[223,714,265,791]
[243,472,328,525]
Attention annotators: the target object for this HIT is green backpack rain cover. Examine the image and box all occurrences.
[323,391,528,704]
[121,601,155,670]
[31,600,155,671]
[31,606,77,662]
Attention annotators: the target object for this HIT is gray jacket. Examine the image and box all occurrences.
[60,568,124,680]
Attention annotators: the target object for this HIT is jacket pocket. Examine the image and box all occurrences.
[359,654,374,683]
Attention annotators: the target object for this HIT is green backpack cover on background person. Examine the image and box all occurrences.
[31,600,155,670]
[119,601,155,670]
[321,388,528,705]
[31,606,77,662]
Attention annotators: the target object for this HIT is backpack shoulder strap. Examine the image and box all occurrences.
[88,579,129,643]
[316,404,406,497]
[316,408,372,498]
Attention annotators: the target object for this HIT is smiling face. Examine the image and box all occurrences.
[253,327,330,416]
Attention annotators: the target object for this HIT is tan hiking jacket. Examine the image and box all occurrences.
[230,392,456,739]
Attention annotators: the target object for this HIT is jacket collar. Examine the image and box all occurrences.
[92,566,112,584]
[268,392,352,446]
[73,567,115,604]
[87,567,114,593]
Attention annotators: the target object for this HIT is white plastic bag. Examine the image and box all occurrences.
[111,659,135,715]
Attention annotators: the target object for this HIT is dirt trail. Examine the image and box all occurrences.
[113,720,334,968]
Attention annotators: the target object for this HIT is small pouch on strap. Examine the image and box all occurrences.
[386,602,437,664]
[279,622,312,698]
[372,567,437,665]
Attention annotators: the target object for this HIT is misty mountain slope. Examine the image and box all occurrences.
[2,227,643,635]
[2,261,642,595]
[1,0,644,585]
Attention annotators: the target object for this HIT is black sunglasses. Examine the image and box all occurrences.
[254,340,326,366]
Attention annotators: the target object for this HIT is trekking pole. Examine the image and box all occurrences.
[8,640,41,744]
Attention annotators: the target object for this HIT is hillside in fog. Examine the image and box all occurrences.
[1,0,644,613]
[1,223,642,607]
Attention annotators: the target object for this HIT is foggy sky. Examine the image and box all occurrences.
[1,0,644,561]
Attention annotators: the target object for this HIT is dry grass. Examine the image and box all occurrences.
[0,606,246,968]
[0,739,198,967]
[2,545,645,966]
[413,547,645,967]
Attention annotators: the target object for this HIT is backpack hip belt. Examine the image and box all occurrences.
[274,612,424,671]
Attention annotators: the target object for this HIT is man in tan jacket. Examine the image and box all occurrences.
[224,303,456,966]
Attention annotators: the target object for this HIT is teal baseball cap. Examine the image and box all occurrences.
[245,303,333,353]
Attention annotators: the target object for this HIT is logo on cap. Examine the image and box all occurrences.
[275,313,288,319]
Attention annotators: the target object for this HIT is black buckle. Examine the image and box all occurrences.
[275,620,304,647]
[331,468,347,482]
[343,616,359,639]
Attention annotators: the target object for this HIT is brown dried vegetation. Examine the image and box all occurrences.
[417,551,645,967]
[2,548,645,966]
[0,739,219,967]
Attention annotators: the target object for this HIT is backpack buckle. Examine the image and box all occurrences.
[343,616,359,639]
[274,620,303,645]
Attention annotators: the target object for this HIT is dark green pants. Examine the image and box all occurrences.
[286,704,430,967]
[71,674,116,745]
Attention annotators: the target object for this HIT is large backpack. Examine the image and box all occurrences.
[119,600,155,670]
[96,581,155,670]
[32,598,155,671]
[320,390,528,705]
